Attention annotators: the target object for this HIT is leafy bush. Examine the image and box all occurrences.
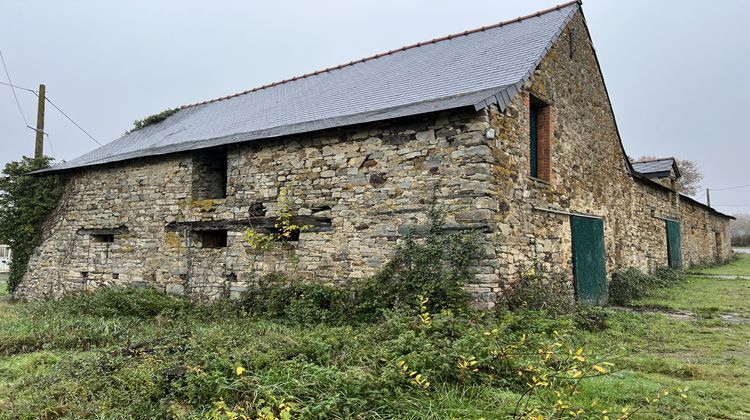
[652,266,686,286]
[130,108,179,132]
[609,267,685,305]
[355,202,478,320]
[239,273,350,325]
[609,268,654,305]
[0,156,62,293]
[574,305,609,331]
[56,286,191,318]
[500,266,576,317]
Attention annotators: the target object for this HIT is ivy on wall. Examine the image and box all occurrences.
[0,157,63,293]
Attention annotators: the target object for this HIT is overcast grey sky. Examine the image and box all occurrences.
[1,0,748,214]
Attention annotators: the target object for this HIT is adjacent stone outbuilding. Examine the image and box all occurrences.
[17,1,733,306]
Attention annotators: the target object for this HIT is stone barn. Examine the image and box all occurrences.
[17,1,733,306]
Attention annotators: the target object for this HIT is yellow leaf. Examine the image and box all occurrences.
[235,366,246,376]
[592,365,606,373]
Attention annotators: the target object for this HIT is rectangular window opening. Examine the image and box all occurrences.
[530,103,539,178]
[192,148,228,199]
[529,97,551,181]
[91,234,115,243]
[200,230,228,248]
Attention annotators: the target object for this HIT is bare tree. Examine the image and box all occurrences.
[636,156,703,196]
[731,214,750,247]
[675,159,703,196]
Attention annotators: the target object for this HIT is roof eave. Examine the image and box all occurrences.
[632,173,734,220]
[473,3,580,113]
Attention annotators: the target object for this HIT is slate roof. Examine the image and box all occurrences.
[40,1,581,173]
[632,158,680,178]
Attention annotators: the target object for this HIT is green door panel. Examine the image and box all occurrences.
[570,216,608,306]
[666,220,682,269]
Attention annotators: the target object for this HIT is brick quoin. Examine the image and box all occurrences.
[536,105,554,182]
[528,94,554,183]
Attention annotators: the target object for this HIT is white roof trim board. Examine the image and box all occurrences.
[39,2,580,173]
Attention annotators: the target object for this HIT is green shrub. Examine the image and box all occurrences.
[0,156,63,293]
[239,274,350,325]
[500,266,575,317]
[574,305,609,331]
[609,268,654,305]
[609,267,685,305]
[56,286,191,318]
[130,108,179,132]
[355,202,478,320]
[652,266,686,285]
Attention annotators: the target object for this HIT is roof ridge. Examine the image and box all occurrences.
[179,0,581,109]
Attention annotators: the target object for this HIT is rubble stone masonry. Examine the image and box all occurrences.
[15,11,732,305]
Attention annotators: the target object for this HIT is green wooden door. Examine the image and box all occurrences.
[666,220,682,269]
[570,216,608,306]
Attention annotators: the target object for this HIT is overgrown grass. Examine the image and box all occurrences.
[0,291,656,417]
[692,253,750,276]
[1,257,749,417]
[0,284,747,417]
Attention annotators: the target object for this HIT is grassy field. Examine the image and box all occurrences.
[0,262,749,418]
[631,275,750,317]
[692,253,750,276]
[0,273,7,297]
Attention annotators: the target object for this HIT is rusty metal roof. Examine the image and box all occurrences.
[39,1,580,173]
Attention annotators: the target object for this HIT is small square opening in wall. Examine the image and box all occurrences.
[200,230,228,248]
[91,234,115,243]
[192,149,228,199]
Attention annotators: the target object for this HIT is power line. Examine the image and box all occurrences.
[44,95,102,146]
[0,49,29,126]
[46,135,55,157]
[3,74,102,147]
[709,183,750,192]
[0,80,35,93]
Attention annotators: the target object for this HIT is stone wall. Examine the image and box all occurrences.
[15,108,503,303]
[14,10,732,304]
[469,11,732,295]
[680,196,732,266]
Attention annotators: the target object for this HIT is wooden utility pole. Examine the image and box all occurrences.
[34,83,46,158]
[706,188,711,207]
